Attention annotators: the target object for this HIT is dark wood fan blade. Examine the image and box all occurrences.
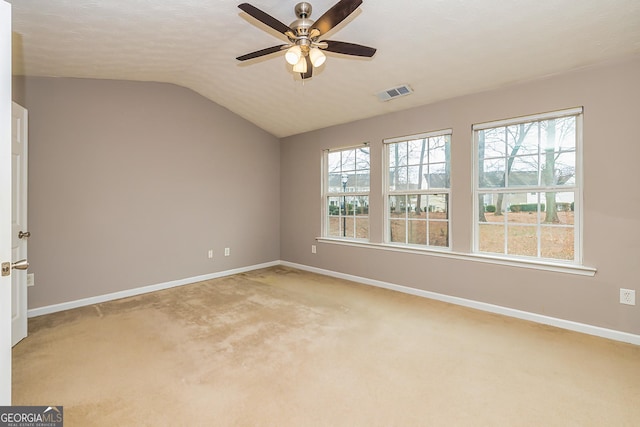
[323,40,376,57]
[301,55,313,80]
[238,3,293,36]
[312,0,363,36]
[236,45,287,61]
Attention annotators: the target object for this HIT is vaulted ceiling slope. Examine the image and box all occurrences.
[9,0,640,138]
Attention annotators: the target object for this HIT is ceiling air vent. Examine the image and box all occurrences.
[376,84,413,102]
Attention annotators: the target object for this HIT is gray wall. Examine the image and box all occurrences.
[13,77,280,309]
[12,57,640,336]
[280,56,640,335]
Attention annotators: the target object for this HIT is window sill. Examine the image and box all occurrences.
[315,237,597,277]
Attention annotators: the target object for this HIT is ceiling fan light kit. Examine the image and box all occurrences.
[309,47,326,67]
[236,0,376,80]
[285,45,302,65]
[293,56,308,73]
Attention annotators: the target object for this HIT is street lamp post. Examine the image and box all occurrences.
[341,174,348,237]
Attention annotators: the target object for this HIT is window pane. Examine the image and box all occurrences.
[355,217,369,239]
[328,173,343,193]
[479,192,503,221]
[355,196,369,215]
[506,123,537,155]
[328,152,341,174]
[479,223,504,254]
[427,194,448,218]
[540,153,572,187]
[327,216,341,237]
[389,195,406,216]
[540,192,574,225]
[388,144,397,168]
[389,142,408,168]
[355,172,370,192]
[557,117,576,151]
[509,122,540,156]
[416,194,429,214]
[328,147,370,194]
[408,220,426,245]
[345,196,359,215]
[345,216,355,238]
[407,139,425,165]
[506,192,534,222]
[508,155,539,186]
[429,136,447,163]
[342,150,356,171]
[387,171,395,191]
[428,163,448,189]
[407,194,421,217]
[390,220,406,243]
[429,221,448,247]
[393,166,409,190]
[328,197,341,216]
[407,165,421,188]
[481,128,506,158]
[480,158,505,188]
[507,225,537,257]
[356,147,370,170]
[552,151,576,186]
[541,226,574,260]
[388,167,407,191]
[542,117,576,151]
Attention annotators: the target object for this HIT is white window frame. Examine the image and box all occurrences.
[383,129,452,250]
[472,107,583,264]
[322,143,370,241]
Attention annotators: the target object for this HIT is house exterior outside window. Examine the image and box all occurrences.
[384,130,451,249]
[323,145,370,240]
[473,107,583,263]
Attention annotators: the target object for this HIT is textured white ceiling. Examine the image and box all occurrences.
[9,0,640,138]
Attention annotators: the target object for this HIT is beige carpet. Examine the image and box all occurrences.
[12,266,640,426]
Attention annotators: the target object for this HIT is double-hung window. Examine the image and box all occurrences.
[323,145,370,240]
[473,107,582,263]
[384,130,452,248]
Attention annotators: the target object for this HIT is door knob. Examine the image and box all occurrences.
[12,259,29,270]
[18,231,31,239]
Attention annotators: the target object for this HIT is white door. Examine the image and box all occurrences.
[1,0,13,405]
[11,102,28,346]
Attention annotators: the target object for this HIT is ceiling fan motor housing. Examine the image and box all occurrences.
[290,2,316,53]
[295,2,312,18]
[291,4,314,41]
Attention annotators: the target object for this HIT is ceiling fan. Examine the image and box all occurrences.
[236,0,377,80]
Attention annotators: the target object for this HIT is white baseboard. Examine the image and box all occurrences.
[27,261,280,318]
[280,261,640,346]
[28,259,639,346]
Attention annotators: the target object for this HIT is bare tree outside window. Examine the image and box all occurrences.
[474,109,581,262]
[324,146,370,240]
[386,131,451,248]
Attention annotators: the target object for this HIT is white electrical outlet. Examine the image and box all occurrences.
[311,245,317,254]
[620,289,636,306]
[27,273,34,287]
[208,249,213,259]
[224,248,230,257]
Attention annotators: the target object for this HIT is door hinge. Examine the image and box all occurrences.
[1,262,9,277]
